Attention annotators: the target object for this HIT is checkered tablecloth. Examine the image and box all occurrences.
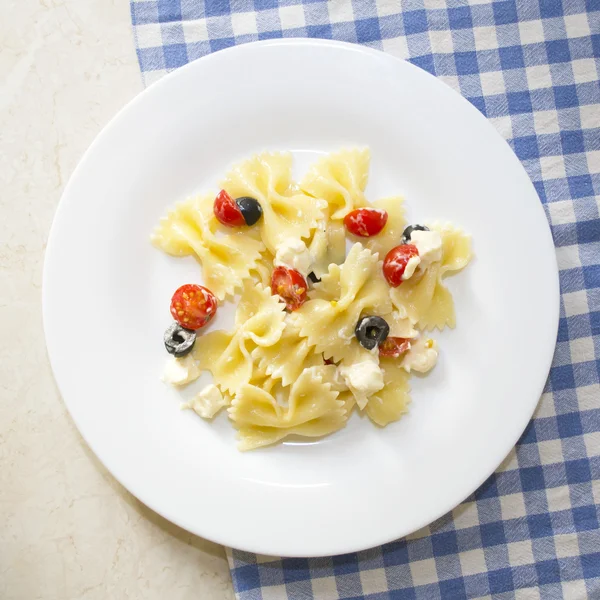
[130,1,600,597]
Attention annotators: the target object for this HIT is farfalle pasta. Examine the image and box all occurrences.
[253,321,322,387]
[389,224,472,330]
[307,214,346,278]
[229,369,347,451]
[154,148,472,450]
[363,196,406,258]
[221,152,325,254]
[291,243,393,362]
[152,193,264,300]
[192,282,285,393]
[365,359,411,426]
[300,147,370,219]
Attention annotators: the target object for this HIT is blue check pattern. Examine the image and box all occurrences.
[130,0,600,597]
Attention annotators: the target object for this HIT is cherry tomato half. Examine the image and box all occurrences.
[383,244,419,287]
[170,284,218,330]
[344,208,388,237]
[213,190,245,227]
[379,337,411,358]
[270,266,308,312]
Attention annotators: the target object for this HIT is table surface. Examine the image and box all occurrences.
[0,1,235,598]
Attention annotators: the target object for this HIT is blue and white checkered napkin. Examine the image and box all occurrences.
[130,1,600,597]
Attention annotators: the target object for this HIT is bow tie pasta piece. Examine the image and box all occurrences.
[365,359,411,426]
[390,225,472,331]
[304,365,348,392]
[193,330,248,393]
[388,310,419,339]
[332,337,378,371]
[249,254,273,288]
[162,333,247,392]
[228,369,347,451]
[234,281,287,346]
[390,267,442,327]
[364,196,407,258]
[291,243,392,362]
[152,194,264,300]
[253,322,322,387]
[335,331,419,370]
[437,223,473,276]
[190,283,286,393]
[220,152,325,254]
[307,211,346,278]
[303,364,357,418]
[330,307,416,368]
[300,148,370,220]
[338,390,357,419]
[248,365,278,395]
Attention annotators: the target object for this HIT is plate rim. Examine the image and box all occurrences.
[43,38,560,557]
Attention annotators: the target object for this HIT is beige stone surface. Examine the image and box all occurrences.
[0,1,234,598]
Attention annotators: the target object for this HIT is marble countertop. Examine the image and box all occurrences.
[0,1,234,598]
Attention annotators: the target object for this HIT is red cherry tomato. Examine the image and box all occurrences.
[379,337,411,358]
[270,266,308,311]
[170,284,218,330]
[383,244,419,287]
[344,208,388,237]
[213,190,245,227]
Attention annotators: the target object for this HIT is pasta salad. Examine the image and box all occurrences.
[152,149,472,450]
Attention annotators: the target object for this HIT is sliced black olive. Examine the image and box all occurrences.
[164,322,196,357]
[402,224,429,244]
[355,316,390,351]
[235,196,263,226]
[308,271,321,284]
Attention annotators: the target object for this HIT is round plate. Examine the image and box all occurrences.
[43,39,558,557]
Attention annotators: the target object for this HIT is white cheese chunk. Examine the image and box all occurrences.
[182,384,227,419]
[402,255,421,280]
[340,356,384,410]
[411,229,442,267]
[162,355,200,386]
[274,238,313,276]
[402,337,438,373]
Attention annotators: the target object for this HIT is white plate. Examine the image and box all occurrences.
[43,39,559,557]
